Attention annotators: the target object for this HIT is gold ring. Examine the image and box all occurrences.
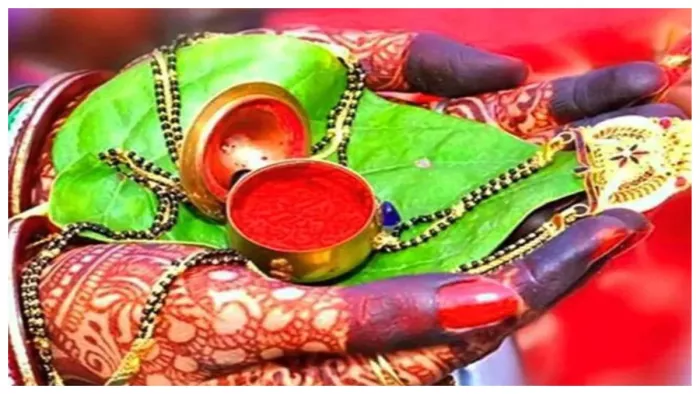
[368,355,404,386]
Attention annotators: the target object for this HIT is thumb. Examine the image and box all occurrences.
[337,273,522,354]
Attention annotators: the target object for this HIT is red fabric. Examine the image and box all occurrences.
[266,9,692,385]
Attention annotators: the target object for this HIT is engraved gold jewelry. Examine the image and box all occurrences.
[573,116,691,213]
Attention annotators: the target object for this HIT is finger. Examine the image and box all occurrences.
[487,209,652,318]
[548,62,668,122]
[422,62,667,142]
[239,27,528,94]
[338,274,522,355]
[183,264,524,358]
[404,33,528,96]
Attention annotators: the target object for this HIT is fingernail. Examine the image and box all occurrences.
[600,209,651,233]
[589,227,631,263]
[437,278,521,330]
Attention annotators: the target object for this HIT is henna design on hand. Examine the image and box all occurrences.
[436,81,557,143]
[40,244,352,385]
[34,208,648,385]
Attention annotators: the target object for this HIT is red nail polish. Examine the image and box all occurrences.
[437,278,521,330]
[590,227,630,263]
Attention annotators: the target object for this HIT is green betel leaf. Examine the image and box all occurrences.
[49,155,231,246]
[341,93,582,284]
[49,34,584,281]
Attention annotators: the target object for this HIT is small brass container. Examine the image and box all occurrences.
[180,82,310,220]
[226,159,381,283]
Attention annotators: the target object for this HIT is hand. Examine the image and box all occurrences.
[243,27,688,144]
[6,28,671,386]
[9,208,648,386]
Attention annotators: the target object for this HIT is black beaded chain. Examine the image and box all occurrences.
[20,252,62,384]
[460,225,549,274]
[310,57,366,166]
[375,157,545,253]
[151,32,213,164]
[137,249,248,335]
[458,202,589,274]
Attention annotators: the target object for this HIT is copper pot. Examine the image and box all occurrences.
[180,82,310,220]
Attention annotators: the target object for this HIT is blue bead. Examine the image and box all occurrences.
[380,201,401,228]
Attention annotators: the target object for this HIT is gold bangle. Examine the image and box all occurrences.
[368,355,404,386]
[9,312,39,385]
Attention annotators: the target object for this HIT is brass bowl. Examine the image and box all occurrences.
[226,159,381,283]
[180,82,310,220]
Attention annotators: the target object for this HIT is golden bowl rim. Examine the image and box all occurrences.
[226,158,379,254]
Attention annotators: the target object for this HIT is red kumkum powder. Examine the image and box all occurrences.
[229,161,375,251]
